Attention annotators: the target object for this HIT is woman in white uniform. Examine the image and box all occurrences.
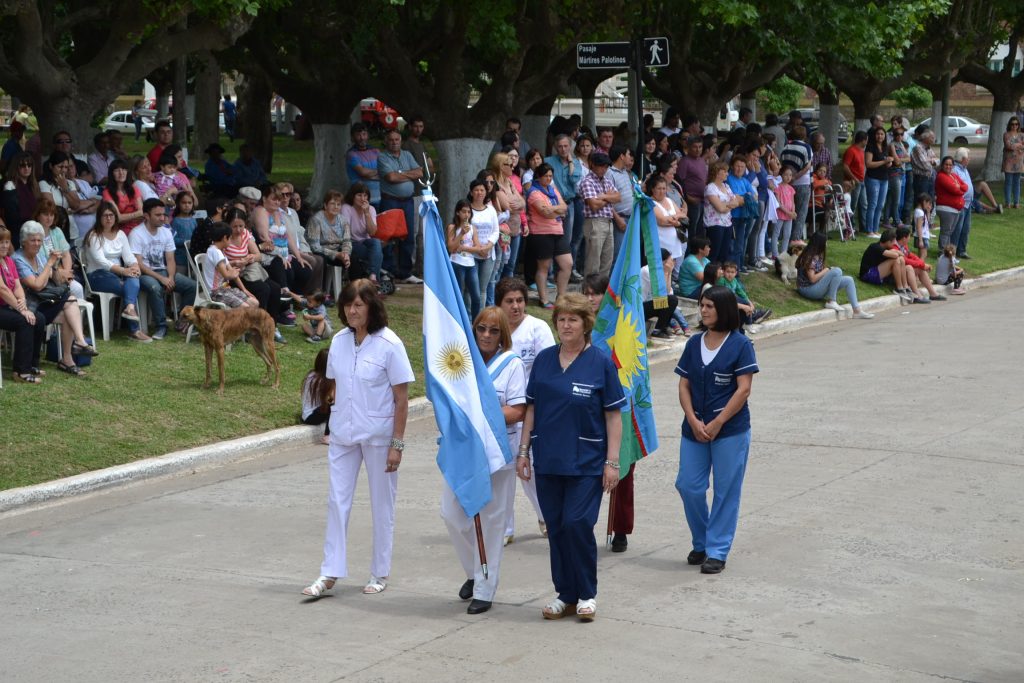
[441,306,526,615]
[302,279,415,599]
[496,277,553,543]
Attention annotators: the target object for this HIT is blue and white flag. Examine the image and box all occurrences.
[421,190,512,518]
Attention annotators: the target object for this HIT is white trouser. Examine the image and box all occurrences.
[505,453,544,536]
[320,442,397,579]
[441,467,516,601]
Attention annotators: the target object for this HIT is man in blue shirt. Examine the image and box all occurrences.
[222,95,237,142]
[346,123,380,206]
[951,148,975,259]
[232,144,267,187]
[377,129,423,283]
[607,146,636,259]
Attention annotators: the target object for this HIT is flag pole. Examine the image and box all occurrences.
[474,514,489,579]
[606,488,617,548]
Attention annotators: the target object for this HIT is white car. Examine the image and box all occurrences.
[102,110,155,139]
[915,116,989,145]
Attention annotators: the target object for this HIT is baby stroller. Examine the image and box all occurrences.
[820,183,853,242]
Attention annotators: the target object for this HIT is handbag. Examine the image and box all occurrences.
[241,261,269,281]
[33,281,71,307]
[375,209,408,241]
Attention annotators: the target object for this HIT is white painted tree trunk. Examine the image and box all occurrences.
[434,138,493,219]
[854,118,871,134]
[582,96,596,131]
[156,95,170,121]
[521,115,549,157]
[819,103,840,179]
[982,110,1012,182]
[307,123,350,209]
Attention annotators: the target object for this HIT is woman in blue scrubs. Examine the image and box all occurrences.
[674,285,758,574]
[516,293,625,622]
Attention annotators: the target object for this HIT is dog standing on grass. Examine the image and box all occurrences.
[181,306,281,395]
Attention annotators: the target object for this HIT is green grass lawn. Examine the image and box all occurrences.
[2,147,1021,491]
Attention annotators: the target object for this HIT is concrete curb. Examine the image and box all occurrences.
[4,264,1021,513]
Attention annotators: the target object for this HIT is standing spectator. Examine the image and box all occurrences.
[523,165,570,308]
[810,133,833,179]
[934,156,968,254]
[1,121,26,176]
[402,115,433,275]
[469,178,502,307]
[659,107,682,136]
[863,127,892,238]
[607,145,636,258]
[704,161,740,263]
[516,293,625,621]
[842,130,868,232]
[763,114,787,155]
[131,100,145,141]
[544,135,580,272]
[911,128,938,201]
[674,286,759,575]
[595,127,615,155]
[647,174,686,278]
[301,279,414,599]
[724,155,756,272]
[87,133,115,186]
[492,117,532,158]
[146,120,173,171]
[345,123,380,206]
[1002,116,1023,209]
[885,128,911,228]
[2,151,39,249]
[578,153,619,279]
[130,199,197,339]
[233,144,268,188]
[677,136,709,237]
[779,126,812,241]
[446,199,484,318]
[222,94,237,142]
[377,129,423,284]
[493,152,526,281]
[950,148,975,259]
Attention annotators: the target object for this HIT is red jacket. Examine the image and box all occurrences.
[934,171,967,211]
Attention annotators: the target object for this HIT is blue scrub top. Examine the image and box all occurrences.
[527,345,627,476]
[674,332,758,441]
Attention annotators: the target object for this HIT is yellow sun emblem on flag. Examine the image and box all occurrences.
[611,308,645,388]
[435,341,472,381]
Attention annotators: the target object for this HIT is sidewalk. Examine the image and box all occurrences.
[1,282,1021,681]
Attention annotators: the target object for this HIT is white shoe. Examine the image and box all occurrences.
[824,301,843,311]
[399,275,423,284]
[852,310,875,319]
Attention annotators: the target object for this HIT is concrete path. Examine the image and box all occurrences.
[2,283,1022,682]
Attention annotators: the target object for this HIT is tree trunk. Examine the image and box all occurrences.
[740,90,757,122]
[173,47,188,146]
[982,110,1012,182]
[33,95,102,154]
[237,72,274,173]
[434,138,493,219]
[191,52,221,163]
[523,95,555,157]
[581,82,597,132]
[307,122,351,208]
[818,88,840,180]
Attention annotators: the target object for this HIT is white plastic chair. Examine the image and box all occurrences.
[185,253,228,344]
[324,264,345,300]
[81,263,122,342]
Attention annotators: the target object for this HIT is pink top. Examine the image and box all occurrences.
[0,255,18,305]
[526,185,564,235]
[775,183,796,216]
[224,228,252,262]
[340,203,378,241]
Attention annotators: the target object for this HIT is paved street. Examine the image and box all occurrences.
[2,283,1022,682]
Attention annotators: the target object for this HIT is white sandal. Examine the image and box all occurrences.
[301,576,336,598]
[363,576,387,594]
[576,598,596,622]
[542,598,576,620]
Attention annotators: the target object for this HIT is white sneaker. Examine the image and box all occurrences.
[824,301,843,311]
[852,310,875,319]
[399,275,423,284]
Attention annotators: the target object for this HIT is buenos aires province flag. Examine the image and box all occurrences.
[421,191,511,518]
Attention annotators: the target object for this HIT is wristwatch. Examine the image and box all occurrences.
[389,438,405,452]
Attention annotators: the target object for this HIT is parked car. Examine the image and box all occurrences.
[102,111,155,140]
[360,98,402,134]
[794,108,849,143]
[914,116,989,145]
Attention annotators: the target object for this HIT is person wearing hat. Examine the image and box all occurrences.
[204,143,236,197]
[1,121,26,176]
[578,152,620,278]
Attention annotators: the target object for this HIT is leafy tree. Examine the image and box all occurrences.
[757,76,804,116]
[892,85,933,110]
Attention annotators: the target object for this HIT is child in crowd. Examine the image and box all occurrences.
[153,149,195,214]
[772,166,796,259]
[171,191,197,268]
[912,193,933,259]
[520,149,543,191]
[301,348,334,445]
[446,199,484,318]
[718,261,772,325]
[935,243,966,295]
[700,261,722,297]
[302,290,332,343]
[203,223,258,308]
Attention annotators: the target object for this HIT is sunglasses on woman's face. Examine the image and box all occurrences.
[19,162,33,168]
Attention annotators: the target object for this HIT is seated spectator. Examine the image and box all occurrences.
[223,207,287,338]
[83,201,151,341]
[0,224,49,383]
[289,188,311,226]
[38,151,86,241]
[935,243,966,295]
[700,261,722,297]
[130,199,198,339]
[796,233,874,318]
[67,159,101,245]
[278,181,323,296]
[340,183,383,282]
[307,189,352,273]
[146,120,173,170]
[233,144,268,188]
[202,222,260,310]
[30,203,83,301]
[171,191,198,268]
[15,220,99,372]
[152,149,197,216]
[102,159,143,234]
[717,261,771,325]
[1,151,39,248]
[677,236,711,299]
[87,132,115,185]
[203,143,236,197]
[252,185,313,303]
[131,155,161,203]
[858,228,925,303]
[642,248,681,338]
[894,226,946,302]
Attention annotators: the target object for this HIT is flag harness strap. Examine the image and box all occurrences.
[486,350,518,380]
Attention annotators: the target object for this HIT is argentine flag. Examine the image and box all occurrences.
[421,190,512,518]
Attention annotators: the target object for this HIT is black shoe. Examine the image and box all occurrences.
[958,253,972,260]
[701,558,726,574]
[611,533,628,552]
[467,599,492,614]
[458,579,474,601]
[687,549,707,565]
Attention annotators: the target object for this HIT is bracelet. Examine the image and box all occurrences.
[604,460,619,468]
[389,437,405,452]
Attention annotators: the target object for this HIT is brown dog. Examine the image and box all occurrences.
[181,305,281,395]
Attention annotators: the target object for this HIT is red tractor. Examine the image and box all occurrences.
[360,98,402,134]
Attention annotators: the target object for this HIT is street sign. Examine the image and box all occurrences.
[577,42,631,70]
[644,37,669,67]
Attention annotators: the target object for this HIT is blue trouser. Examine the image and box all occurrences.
[864,177,889,234]
[139,270,197,331]
[675,430,751,561]
[613,215,628,261]
[502,234,521,279]
[452,261,480,319]
[849,181,867,232]
[88,269,141,333]
[913,174,934,203]
[351,238,383,279]
[1004,172,1021,206]
[379,196,416,279]
[791,184,811,241]
[797,266,860,307]
[571,197,585,270]
[476,255,496,307]
[953,207,972,257]
[885,173,906,225]
[708,223,732,264]
[730,216,754,269]
[536,473,603,603]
